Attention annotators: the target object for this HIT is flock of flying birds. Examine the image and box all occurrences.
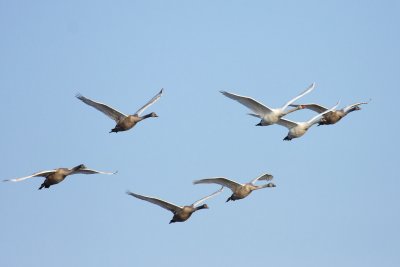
[4,83,368,223]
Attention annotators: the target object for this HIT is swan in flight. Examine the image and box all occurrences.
[220,83,315,126]
[277,102,340,140]
[193,173,275,202]
[76,89,163,133]
[126,187,223,224]
[3,164,117,189]
[289,100,369,125]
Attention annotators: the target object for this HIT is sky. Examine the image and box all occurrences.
[0,0,399,266]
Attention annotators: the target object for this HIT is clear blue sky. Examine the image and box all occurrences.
[1,1,399,266]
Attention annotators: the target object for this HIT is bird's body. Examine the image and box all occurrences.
[228,183,259,201]
[321,110,346,125]
[170,205,206,223]
[110,114,156,133]
[278,121,310,140]
[76,89,163,133]
[3,164,116,190]
[256,110,285,126]
[193,173,275,202]
[220,83,315,126]
[126,187,223,224]
[38,168,71,189]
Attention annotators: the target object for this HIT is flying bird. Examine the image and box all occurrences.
[3,164,117,190]
[126,187,223,224]
[289,101,369,125]
[220,83,315,126]
[76,88,163,133]
[276,102,340,141]
[193,173,275,202]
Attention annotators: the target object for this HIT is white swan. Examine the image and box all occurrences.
[193,173,275,202]
[277,102,340,140]
[220,83,315,126]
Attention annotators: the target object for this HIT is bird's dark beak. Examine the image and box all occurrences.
[255,122,262,126]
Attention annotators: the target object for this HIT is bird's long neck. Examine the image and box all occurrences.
[246,184,259,191]
[253,185,265,191]
[139,113,153,120]
[67,164,84,175]
[195,204,207,211]
[256,183,275,190]
[344,107,357,115]
[283,106,302,116]
[71,164,84,171]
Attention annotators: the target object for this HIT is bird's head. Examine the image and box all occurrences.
[197,204,209,210]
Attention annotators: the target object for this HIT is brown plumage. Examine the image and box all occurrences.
[126,187,223,224]
[3,164,117,189]
[193,173,275,202]
[290,101,369,125]
[76,89,163,133]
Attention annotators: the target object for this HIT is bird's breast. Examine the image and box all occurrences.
[262,113,280,125]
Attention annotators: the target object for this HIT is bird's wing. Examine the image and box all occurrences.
[281,82,315,110]
[193,177,243,192]
[76,94,127,122]
[134,88,164,116]
[126,191,182,213]
[289,103,328,113]
[71,168,117,175]
[3,170,56,182]
[250,173,274,185]
[220,91,273,115]
[307,101,340,125]
[276,118,299,129]
[191,187,224,207]
[342,101,369,113]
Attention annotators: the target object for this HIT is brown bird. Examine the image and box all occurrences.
[3,164,117,190]
[193,173,275,202]
[126,187,223,224]
[289,100,369,125]
[76,89,163,133]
